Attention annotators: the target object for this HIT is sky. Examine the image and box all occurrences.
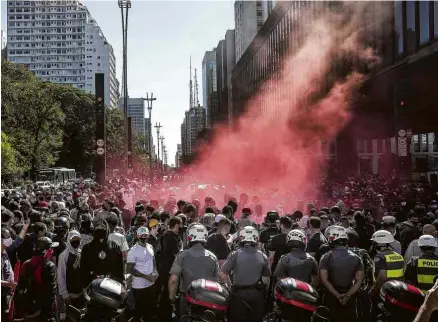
[1,0,236,164]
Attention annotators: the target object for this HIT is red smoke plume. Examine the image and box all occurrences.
[176,3,387,211]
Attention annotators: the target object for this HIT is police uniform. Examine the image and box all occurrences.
[374,249,404,281]
[221,245,271,322]
[169,243,219,322]
[274,248,318,284]
[405,253,438,291]
[319,247,364,322]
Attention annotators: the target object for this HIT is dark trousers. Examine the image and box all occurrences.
[133,286,157,322]
[357,289,371,322]
[157,274,173,322]
[229,288,264,322]
[324,292,358,322]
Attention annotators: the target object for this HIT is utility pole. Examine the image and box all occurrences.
[118,0,131,170]
[160,136,165,173]
[143,93,156,168]
[154,122,162,171]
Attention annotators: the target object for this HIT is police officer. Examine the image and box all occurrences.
[371,230,404,295]
[274,229,318,286]
[404,234,438,292]
[220,226,271,322]
[260,211,280,253]
[168,223,219,322]
[319,226,364,322]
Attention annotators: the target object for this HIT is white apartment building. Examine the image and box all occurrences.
[234,0,267,63]
[119,97,146,145]
[6,0,118,109]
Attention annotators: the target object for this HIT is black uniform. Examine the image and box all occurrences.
[260,225,280,252]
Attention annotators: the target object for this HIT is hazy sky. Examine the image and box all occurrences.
[1,0,235,163]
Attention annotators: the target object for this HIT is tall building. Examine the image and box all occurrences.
[1,30,7,59]
[232,1,438,178]
[175,144,182,168]
[234,0,267,63]
[119,98,146,148]
[202,50,217,129]
[216,29,236,127]
[6,0,119,109]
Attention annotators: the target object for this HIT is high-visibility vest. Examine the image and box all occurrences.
[417,256,438,291]
[384,252,404,279]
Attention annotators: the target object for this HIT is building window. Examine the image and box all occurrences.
[394,1,403,55]
[435,1,438,37]
[419,1,430,44]
[406,1,416,53]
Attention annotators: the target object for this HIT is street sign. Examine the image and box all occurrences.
[398,137,408,156]
[97,139,104,147]
[398,129,406,137]
[406,129,413,139]
[97,147,105,155]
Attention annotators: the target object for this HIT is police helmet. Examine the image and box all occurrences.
[325,225,348,242]
[417,234,438,248]
[54,216,70,229]
[239,226,259,244]
[187,224,208,244]
[379,280,424,322]
[286,229,307,249]
[370,230,394,245]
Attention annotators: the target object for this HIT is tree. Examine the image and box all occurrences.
[1,132,23,178]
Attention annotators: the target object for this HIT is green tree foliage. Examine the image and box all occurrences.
[1,60,151,180]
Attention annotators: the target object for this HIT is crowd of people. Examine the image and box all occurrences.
[1,174,438,322]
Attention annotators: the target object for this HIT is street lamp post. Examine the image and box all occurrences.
[154,122,162,172]
[143,93,156,167]
[118,0,131,170]
[160,136,165,173]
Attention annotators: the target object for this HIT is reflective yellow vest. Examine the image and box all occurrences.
[384,252,404,279]
[417,257,438,291]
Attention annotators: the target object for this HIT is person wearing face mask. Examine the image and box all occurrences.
[126,227,158,322]
[382,216,402,254]
[14,237,59,322]
[80,219,124,294]
[1,228,16,321]
[52,216,70,265]
[57,231,83,321]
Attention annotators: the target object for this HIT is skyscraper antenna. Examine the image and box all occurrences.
[194,68,199,107]
[189,56,193,109]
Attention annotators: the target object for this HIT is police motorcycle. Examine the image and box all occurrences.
[376,280,425,322]
[266,278,319,322]
[186,279,230,322]
[66,274,129,322]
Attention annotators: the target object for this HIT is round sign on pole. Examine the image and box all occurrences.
[97,147,105,155]
[97,139,104,147]
[398,129,406,137]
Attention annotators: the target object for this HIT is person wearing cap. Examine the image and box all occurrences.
[404,224,438,267]
[15,237,59,322]
[260,211,280,253]
[382,215,402,254]
[404,234,438,292]
[147,218,160,252]
[237,207,254,229]
[127,226,158,322]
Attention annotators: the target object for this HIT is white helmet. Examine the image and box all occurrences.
[370,230,395,244]
[418,234,438,248]
[326,225,348,242]
[239,226,259,244]
[286,229,307,247]
[187,224,208,244]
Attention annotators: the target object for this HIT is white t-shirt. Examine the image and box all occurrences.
[127,243,155,289]
[108,232,129,252]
